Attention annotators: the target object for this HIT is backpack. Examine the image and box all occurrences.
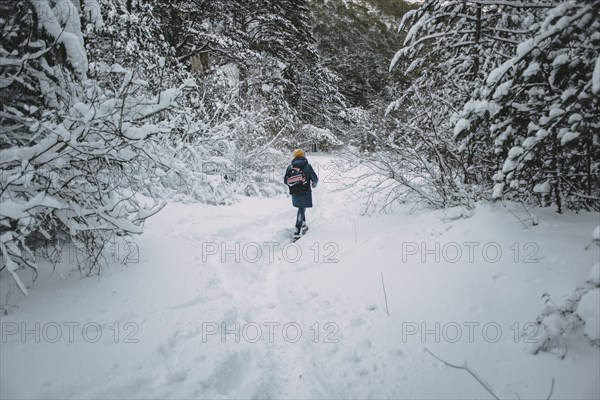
[286,165,308,195]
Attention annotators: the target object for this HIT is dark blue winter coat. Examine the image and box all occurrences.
[283,157,318,208]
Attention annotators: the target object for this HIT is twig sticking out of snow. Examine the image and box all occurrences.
[424,348,500,400]
[425,348,556,400]
[546,378,555,400]
[0,283,16,315]
[380,271,390,317]
[501,200,538,229]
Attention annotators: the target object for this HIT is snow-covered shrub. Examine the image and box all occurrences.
[0,0,189,294]
[590,225,600,248]
[529,227,599,356]
[136,65,291,206]
[146,134,287,206]
[349,148,474,215]
[294,124,343,153]
[530,261,600,358]
[577,285,600,346]
[365,87,478,211]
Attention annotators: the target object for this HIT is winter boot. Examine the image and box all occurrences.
[293,227,301,240]
[301,222,309,235]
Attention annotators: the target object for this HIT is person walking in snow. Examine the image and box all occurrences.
[284,149,318,240]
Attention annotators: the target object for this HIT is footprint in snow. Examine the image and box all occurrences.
[166,367,188,384]
[349,317,366,327]
[211,352,250,395]
[169,295,211,310]
[357,338,372,350]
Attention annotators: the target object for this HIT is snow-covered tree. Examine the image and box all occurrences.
[457,0,600,212]
[0,0,190,293]
[311,0,411,109]
[384,0,585,209]
[151,0,321,140]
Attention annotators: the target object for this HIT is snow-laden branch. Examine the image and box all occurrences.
[486,3,593,88]
[443,0,555,9]
[390,29,477,72]
[31,0,88,77]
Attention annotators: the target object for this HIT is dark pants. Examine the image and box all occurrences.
[295,207,306,230]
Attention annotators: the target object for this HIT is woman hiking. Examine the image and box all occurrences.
[283,149,319,240]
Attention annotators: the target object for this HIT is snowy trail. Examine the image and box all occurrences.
[1,155,599,399]
[115,155,362,399]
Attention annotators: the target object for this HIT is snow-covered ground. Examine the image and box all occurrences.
[1,155,599,399]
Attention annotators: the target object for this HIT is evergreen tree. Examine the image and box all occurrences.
[458,0,600,211]
[311,0,411,108]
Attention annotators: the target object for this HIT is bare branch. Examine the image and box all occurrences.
[424,348,500,400]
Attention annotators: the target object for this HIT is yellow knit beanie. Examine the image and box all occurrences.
[293,149,305,158]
